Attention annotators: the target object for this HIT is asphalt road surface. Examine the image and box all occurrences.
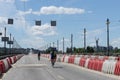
[1,54,120,80]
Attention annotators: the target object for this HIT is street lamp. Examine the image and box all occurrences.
[106,18,110,56]
[1,27,9,55]
[71,34,73,54]
[84,28,86,53]
[7,33,13,54]
[63,37,64,54]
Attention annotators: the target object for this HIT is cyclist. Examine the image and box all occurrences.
[50,50,57,67]
[38,51,41,61]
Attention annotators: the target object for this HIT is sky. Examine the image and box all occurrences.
[0,0,120,51]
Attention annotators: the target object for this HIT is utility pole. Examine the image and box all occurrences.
[4,27,6,54]
[12,37,14,54]
[57,40,59,52]
[84,28,86,53]
[106,18,110,56]
[9,33,11,54]
[53,42,55,47]
[50,43,51,47]
[63,37,64,54]
[71,34,73,54]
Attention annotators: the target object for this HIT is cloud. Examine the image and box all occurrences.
[111,38,120,48]
[17,9,32,15]
[19,6,85,15]
[20,0,29,2]
[87,29,105,37]
[20,37,46,49]
[28,23,57,36]
[0,0,15,3]
[39,6,85,15]
[0,17,7,25]
[0,0,16,16]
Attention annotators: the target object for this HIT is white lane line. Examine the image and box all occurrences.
[57,75,65,80]
[12,64,47,68]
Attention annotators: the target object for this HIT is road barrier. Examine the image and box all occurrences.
[114,61,120,75]
[0,54,24,76]
[74,56,81,65]
[42,54,120,76]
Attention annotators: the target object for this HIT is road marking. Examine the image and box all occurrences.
[57,75,65,80]
[12,64,47,68]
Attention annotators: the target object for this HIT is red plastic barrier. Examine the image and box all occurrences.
[0,61,5,73]
[13,56,17,63]
[6,58,11,68]
[68,55,75,64]
[62,55,66,62]
[98,60,104,71]
[87,59,104,71]
[103,56,108,61]
[8,57,12,64]
[114,61,120,75]
[79,57,86,67]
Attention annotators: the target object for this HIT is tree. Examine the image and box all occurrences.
[86,46,94,53]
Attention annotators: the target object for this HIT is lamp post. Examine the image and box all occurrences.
[84,28,86,53]
[106,18,110,56]
[71,34,73,54]
[57,40,59,52]
[1,27,9,55]
[7,33,13,54]
[63,37,64,54]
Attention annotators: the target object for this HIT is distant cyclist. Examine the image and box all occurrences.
[38,51,41,61]
[50,50,57,67]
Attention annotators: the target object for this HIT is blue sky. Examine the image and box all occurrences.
[0,0,120,51]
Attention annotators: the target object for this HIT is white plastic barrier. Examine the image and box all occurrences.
[108,56,116,60]
[102,60,117,74]
[64,56,69,63]
[85,58,90,68]
[74,57,81,65]
[10,57,14,64]
[2,59,10,71]
[98,56,104,60]
[56,55,63,62]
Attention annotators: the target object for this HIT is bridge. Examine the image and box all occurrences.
[0,53,120,80]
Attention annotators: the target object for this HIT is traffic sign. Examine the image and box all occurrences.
[51,21,56,26]
[35,21,41,26]
[8,19,13,24]
[7,41,13,44]
[1,37,9,41]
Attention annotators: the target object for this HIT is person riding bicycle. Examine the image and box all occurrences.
[50,50,57,67]
[38,51,41,61]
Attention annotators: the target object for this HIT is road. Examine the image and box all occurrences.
[1,54,120,80]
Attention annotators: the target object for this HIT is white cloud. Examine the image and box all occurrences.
[0,0,16,16]
[20,37,46,49]
[39,6,85,14]
[20,0,29,2]
[0,0,15,3]
[87,29,105,37]
[17,9,32,15]
[19,6,85,15]
[111,38,120,48]
[0,17,7,25]
[29,23,57,36]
